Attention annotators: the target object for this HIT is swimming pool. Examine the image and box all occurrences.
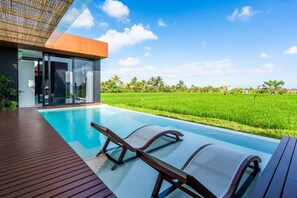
[40,105,279,197]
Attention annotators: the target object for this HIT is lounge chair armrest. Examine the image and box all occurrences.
[136,150,187,183]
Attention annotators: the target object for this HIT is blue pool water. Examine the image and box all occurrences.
[39,105,279,198]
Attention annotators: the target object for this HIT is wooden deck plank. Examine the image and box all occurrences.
[249,136,289,197]
[22,173,97,197]
[70,184,110,198]
[0,147,75,165]
[35,175,100,197]
[265,138,296,197]
[0,166,91,197]
[0,161,86,192]
[249,136,297,198]
[282,139,297,197]
[0,150,77,174]
[88,188,116,198]
[52,179,103,198]
[0,156,82,183]
[0,108,116,198]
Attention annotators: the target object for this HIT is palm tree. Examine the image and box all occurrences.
[100,81,107,93]
[264,80,285,94]
[111,75,124,87]
[125,83,133,92]
[273,80,285,91]
[130,76,139,92]
[138,80,148,92]
[176,80,187,92]
[189,85,198,93]
[155,76,164,92]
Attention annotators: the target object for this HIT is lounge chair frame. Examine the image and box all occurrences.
[91,122,183,170]
[137,144,261,198]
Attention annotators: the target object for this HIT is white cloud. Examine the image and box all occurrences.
[248,63,281,73]
[143,47,152,51]
[103,59,284,86]
[69,8,94,29]
[158,19,167,27]
[118,57,140,66]
[260,52,269,59]
[103,59,239,83]
[98,24,158,53]
[99,22,109,29]
[227,6,260,22]
[102,0,129,22]
[284,46,297,55]
[144,52,151,57]
[143,47,152,57]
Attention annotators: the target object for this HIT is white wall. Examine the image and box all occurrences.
[86,71,93,102]
[18,61,35,108]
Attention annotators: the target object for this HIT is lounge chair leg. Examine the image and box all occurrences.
[110,148,128,171]
[152,173,164,198]
[111,164,118,171]
[117,148,127,164]
[96,138,110,157]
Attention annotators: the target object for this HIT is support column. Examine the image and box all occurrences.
[93,60,101,103]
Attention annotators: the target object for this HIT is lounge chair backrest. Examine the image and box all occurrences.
[182,144,261,197]
[91,122,134,150]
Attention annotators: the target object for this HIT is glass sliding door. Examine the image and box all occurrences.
[42,54,95,105]
[74,58,94,103]
[44,55,73,105]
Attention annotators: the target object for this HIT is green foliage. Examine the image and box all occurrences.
[101,76,290,95]
[0,75,21,110]
[263,80,285,94]
[9,101,18,109]
[102,93,297,138]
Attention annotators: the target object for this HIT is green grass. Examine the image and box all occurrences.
[101,93,297,139]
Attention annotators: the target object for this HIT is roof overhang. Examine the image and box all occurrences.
[0,0,108,60]
[0,0,74,46]
[44,33,108,59]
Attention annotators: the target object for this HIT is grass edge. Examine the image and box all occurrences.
[110,104,297,139]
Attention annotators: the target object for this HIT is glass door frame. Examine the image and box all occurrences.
[42,53,96,106]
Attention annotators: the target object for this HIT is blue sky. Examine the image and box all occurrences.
[66,0,297,88]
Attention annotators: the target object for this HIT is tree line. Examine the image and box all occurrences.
[101,75,291,94]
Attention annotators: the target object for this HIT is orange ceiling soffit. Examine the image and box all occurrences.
[44,33,108,59]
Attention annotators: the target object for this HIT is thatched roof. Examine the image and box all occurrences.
[0,0,73,47]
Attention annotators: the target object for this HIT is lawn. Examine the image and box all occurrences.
[101,93,297,139]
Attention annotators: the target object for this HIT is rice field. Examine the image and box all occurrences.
[101,93,297,138]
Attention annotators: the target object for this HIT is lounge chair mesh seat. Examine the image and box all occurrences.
[91,122,183,170]
[137,144,261,198]
[123,125,179,150]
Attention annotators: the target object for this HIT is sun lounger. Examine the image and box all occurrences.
[91,122,183,170]
[136,144,261,198]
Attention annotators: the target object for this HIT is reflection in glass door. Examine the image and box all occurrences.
[74,58,94,103]
[44,55,73,105]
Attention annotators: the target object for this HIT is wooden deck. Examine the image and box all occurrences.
[249,136,297,197]
[0,108,116,198]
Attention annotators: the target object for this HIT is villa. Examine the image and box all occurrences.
[0,0,107,108]
[1,1,297,198]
